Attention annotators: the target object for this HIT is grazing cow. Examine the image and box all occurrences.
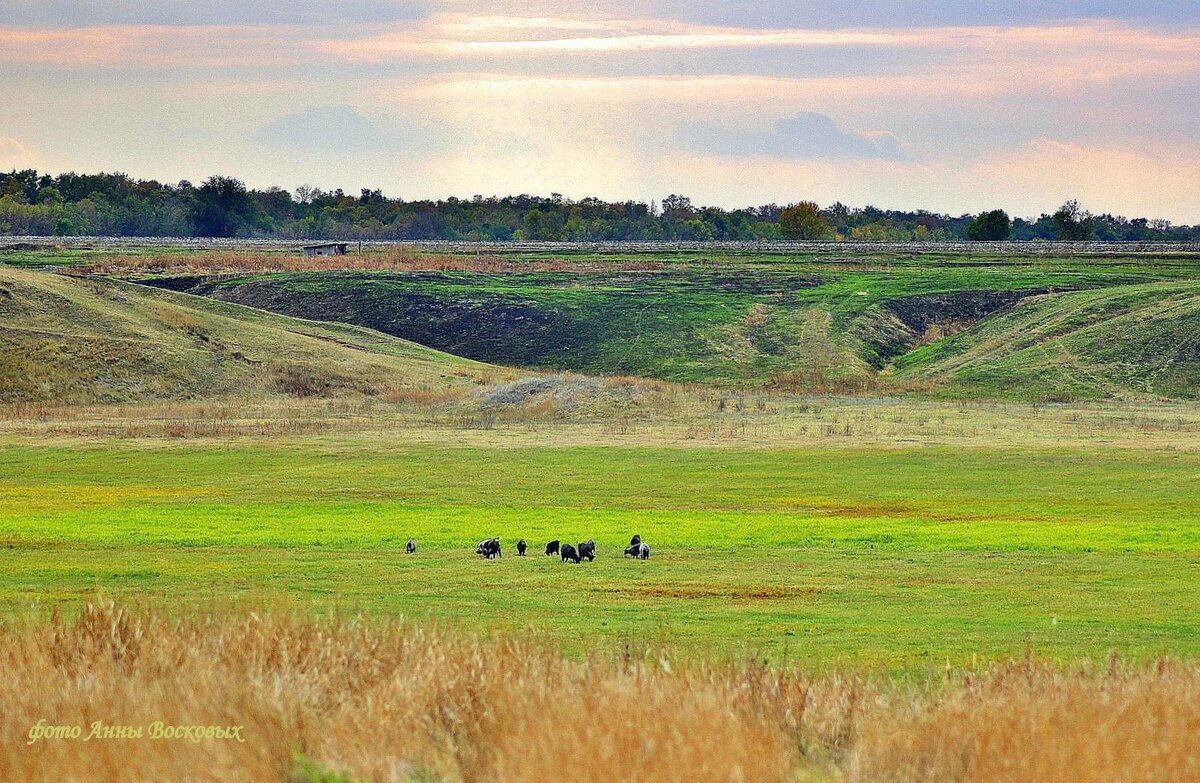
[560,543,581,563]
[517,539,527,556]
[623,544,639,558]
[476,537,502,559]
[545,540,560,556]
[578,539,596,562]
[638,543,651,560]
[629,534,642,548]
[405,538,417,554]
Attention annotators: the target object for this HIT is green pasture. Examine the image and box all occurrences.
[2,441,1198,666]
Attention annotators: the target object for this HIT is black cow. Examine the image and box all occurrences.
[545,540,560,556]
[517,539,527,556]
[405,538,417,554]
[629,534,642,548]
[578,539,596,562]
[626,542,651,559]
[476,537,502,559]
[560,543,581,563]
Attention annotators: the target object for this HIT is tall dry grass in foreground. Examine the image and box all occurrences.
[2,602,1198,783]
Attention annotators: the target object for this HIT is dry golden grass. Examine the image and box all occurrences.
[850,658,1200,782]
[764,370,878,395]
[6,392,1200,451]
[2,602,1198,783]
[75,249,665,276]
[380,384,471,407]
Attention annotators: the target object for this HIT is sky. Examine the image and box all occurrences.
[1,1,1198,221]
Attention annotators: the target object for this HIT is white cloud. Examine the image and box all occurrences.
[1,8,1197,222]
[2,0,429,27]
[0,137,38,169]
[3,17,1196,88]
[253,105,387,150]
[679,112,908,160]
[439,0,1200,29]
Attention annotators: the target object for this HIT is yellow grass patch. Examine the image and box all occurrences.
[0,484,203,514]
[74,249,665,276]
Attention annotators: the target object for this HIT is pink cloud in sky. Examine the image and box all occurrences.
[1,16,1196,79]
[1,9,1197,220]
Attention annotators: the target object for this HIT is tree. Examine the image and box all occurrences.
[660,194,695,221]
[1051,200,1094,241]
[518,207,564,241]
[967,209,1011,241]
[192,175,259,237]
[778,201,831,239]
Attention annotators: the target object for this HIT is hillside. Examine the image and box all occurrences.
[10,245,1200,404]
[0,266,493,404]
[891,282,1200,400]
[144,248,1200,400]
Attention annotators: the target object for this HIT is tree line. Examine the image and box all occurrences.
[0,170,1195,242]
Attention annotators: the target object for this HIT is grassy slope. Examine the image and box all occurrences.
[168,250,1200,399]
[0,266,491,404]
[2,439,1198,666]
[892,281,1200,400]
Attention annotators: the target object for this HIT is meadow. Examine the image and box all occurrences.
[4,401,1200,781]
[3,400,1200,667]
[5,245,1200,780]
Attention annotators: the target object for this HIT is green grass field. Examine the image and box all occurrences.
[3,434,1199,667]
[4,250,1200,672]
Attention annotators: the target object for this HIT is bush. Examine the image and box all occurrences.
[275,366,335,398]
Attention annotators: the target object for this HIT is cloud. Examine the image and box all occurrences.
[440,0,1200,29]
[250,105,445,161]
[0,25,312,68]
[635,0,1200,29]
[8,0,1200,30]
[679,112,907,161]
[0,137,37,169]
[2,0,428,27]
[3,17,1197,92]
[311,17,1200,95]
[252,105,388,150]
[317,16,942,62]
[3,6,1197,223]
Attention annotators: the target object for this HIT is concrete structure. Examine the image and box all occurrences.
[301,242,348,257]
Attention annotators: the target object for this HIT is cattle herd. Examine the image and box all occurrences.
[402,535,652,561]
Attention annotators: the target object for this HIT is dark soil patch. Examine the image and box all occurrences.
[886,289,1051,334]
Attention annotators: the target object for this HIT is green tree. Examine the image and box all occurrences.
[1052,200,1095,241]
[192,175,259,237]
[519,208,565,241]
[967,209,1011,240]
[779,202,832,239]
